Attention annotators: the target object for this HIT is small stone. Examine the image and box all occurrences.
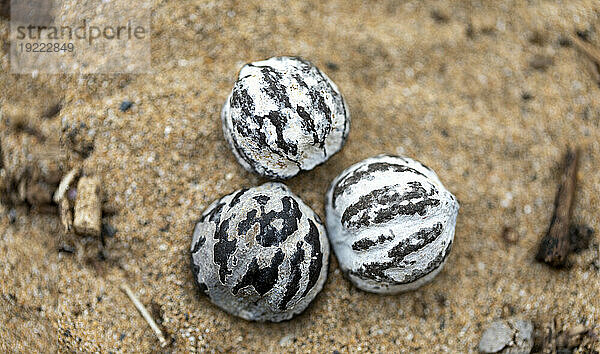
[42,103,62,120]
[502,226,519,244]
[279,334,295,347]
[101,222,117,238]
[7,208,17,224]
[528,31,546,46]
[73,177,102,237]
[521,92,533,101]
[479,318,534,353]
[558,37,572,47]
[529,55,553,71]
[326,62,339,71]
[119,100,133,112]
[507,319,534,354]
[430,9,449,23]
[58,245,75,254]
[479,321,513,353]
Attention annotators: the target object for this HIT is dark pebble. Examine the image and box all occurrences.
[325,62,339,72]
[7,208,16,224]
[119,101,133,112]
[102,223,117,238]
[521,92,533,101]
[558,37,572,47]
[529,55,553,71]
[430,9,449,23]
[528,31,545,46]
[42,102,62,118]
[576,30,590,41]
[58,245,75,254]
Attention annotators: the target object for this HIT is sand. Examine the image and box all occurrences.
[1,0,599,352]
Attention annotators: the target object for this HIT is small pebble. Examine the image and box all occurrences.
[325,62,339,71]
[101,222,117,238]
[279,334,295,347]
[529,55,553,71]
[502,226,519,244]
[119,101,133,112]
[521,92,533,101]
[8,208,17,224]
[479,321,513,353]
[479,318,534,353]
[58,245,75,254]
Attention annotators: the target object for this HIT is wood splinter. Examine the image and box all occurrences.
[120,283,168,348]
[570,34,600,84]
[536,146,584,267]
[570,34,600,66]
[73,176,102,237]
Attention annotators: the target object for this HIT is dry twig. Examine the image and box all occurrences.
[571,34,600,84]
[571,34,600,65]
[120,283,168,348]
[536,147,580,267]
[53,168,79,203]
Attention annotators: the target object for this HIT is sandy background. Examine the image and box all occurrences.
[1,0,600,352]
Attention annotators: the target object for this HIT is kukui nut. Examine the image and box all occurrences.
[325,155,459,294]
[222,56,350,179]
[190,182,329,322]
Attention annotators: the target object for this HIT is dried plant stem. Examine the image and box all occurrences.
[536,147,580,267]
[53,168,79,203]
[120,283,167,348]
[571,35,600,65]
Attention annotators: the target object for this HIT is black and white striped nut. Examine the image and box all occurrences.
[325,155,459,294]
[222,56,350,179]
[190,182,329,322]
